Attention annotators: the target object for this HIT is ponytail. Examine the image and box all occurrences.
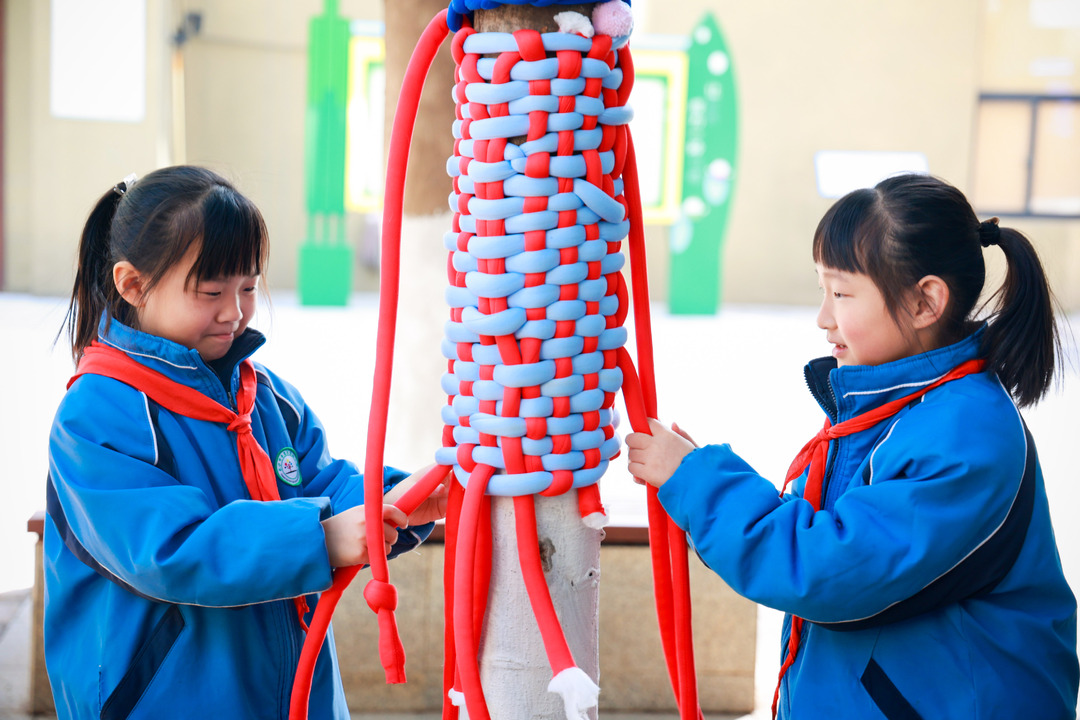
[64,188,125,362]
[980,225,1061,408]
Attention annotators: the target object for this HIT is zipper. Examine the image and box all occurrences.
[803,357,839,422]
[276,598,301,718]
[803,357,841,508]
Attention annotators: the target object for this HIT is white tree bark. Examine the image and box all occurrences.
[478,494,602,720]
[386,212,454,472]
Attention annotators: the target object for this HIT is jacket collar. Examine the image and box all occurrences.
[96,314,266,402]
[804,325,987,423]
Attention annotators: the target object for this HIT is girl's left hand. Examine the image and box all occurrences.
[625,418,698,489]
[384,464,451,526]
[322,504,406,568]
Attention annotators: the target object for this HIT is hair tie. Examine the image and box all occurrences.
[113,173,138,197]
[979,217,1001,247]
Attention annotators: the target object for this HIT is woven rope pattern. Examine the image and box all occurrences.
[434,27,633,497]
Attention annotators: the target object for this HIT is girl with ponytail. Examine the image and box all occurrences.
[47,166,448,719]
[626,173,1078,718]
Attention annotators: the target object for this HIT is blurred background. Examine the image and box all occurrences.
[6,0,1080,306]
[2,0,1079,716]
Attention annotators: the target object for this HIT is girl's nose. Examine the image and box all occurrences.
[816,298,833,330]
[219,294,243,323]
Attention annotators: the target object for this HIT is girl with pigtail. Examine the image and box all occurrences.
[627,173,1078,718]
[46,165,448,719]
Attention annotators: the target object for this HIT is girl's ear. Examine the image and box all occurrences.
[911,275,950,330]
[113,261,146,307]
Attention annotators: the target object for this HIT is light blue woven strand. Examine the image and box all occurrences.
[443,25,631,496]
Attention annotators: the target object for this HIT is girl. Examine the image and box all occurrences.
[46,165,447,720]
[627,174,1078,719]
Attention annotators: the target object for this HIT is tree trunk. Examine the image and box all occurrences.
[473,4,595,33]
[479,495,602,720]
[383,3,605,718]
[469,9,602,720]
[382,0,457,473]
[383,0,456,216]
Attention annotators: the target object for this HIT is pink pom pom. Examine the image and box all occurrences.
[592,0,634,38]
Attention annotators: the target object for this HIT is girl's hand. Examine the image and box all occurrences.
[321,504,408,568]
[625,418,698,489]
[384,464,452,526]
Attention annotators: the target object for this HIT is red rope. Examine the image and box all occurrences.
[288,10,452,720]
[621,125,703,720]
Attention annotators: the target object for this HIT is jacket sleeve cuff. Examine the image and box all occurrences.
[388,521,436,560]
[656,444,723,529]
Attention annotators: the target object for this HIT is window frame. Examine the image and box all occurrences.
[975,92,1080,219]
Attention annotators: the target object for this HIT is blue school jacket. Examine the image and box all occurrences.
[45,318,431,720]
[658,329,1078,719]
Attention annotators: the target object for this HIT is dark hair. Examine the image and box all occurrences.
[64,165,269,362]
[812,173,1059,407]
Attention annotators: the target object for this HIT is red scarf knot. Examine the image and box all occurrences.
[227,413,253,435]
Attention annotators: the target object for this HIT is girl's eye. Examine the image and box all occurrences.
[833,291,844,299]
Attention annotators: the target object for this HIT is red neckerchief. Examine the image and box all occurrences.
[771,357,986,718]
[71,341,310,629]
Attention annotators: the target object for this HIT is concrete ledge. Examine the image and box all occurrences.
[331,525,756,715]
[27,513,52,715]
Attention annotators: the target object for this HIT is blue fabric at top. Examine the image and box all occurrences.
[447,0,631,31]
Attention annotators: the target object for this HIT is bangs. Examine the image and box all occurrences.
[187,185,269,282]
[812,187,883,274]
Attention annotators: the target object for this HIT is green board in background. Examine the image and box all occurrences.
[299,0,352,306]
[668,13,738,315]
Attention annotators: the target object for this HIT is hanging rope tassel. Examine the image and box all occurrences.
[451,464,496,720]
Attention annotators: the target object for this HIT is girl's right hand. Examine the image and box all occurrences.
[625,418,698,489]
[321,504,408,568]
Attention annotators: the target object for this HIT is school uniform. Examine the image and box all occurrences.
[45,317,431,720]
[658,329,1079,719]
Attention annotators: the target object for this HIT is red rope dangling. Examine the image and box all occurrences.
[620,126,703,720]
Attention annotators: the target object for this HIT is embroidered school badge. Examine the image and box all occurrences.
[275,447,301,486]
